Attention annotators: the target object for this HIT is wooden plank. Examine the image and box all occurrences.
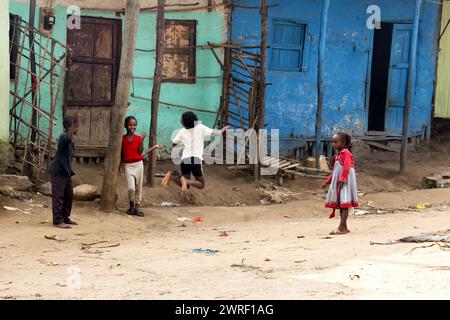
[284,170,327,179]
[262,157,278,165]
[367,130,392,136]
[365,141,400,153]
[90,107,111,145]
[293,166,331,175]
[282,163,302,170]
[266,160,281,168]
[226,165,252,171]
[279,162,294,169]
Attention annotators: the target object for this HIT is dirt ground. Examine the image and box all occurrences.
[1,133,449,300]
[1,187,450,300]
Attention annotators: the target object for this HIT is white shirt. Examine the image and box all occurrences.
[172,124,214,161]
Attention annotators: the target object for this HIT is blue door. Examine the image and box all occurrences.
[385,23,412,133]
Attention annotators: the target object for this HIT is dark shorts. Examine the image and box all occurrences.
[180,157,203,177]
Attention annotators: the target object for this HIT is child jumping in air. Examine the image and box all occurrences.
[120,116,162,217]
[322,132,359,235]
[50,114,80,229]
[161,111,228,192]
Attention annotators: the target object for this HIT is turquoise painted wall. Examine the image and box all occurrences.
[9,1,224,150]
[0,0,10,140]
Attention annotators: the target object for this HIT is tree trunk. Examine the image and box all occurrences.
[100,0,140,212]
[147,0,166,187]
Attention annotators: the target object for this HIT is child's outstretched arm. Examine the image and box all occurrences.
[211,125,229,136]
[149,144,164,152]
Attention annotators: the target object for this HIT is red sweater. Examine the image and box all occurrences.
[325,148,355,184]
[121,134,144,164]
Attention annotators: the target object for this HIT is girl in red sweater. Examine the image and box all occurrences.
[121,116,162,217]
[322,132,359,235]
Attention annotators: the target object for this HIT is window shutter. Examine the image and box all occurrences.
[270,20,306,72]
[163,20,196,83]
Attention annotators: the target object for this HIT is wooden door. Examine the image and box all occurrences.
[65,17,121,149]
[385,23,412,133]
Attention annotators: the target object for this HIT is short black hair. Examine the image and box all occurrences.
[181,111,198,129]
[124,116,137,128]
[335,131,353,149]
[63,116,73,131]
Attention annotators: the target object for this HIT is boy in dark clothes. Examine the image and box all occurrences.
[50,114,80,229]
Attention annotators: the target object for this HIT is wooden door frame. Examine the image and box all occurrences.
[63,15,122,156]
[366,20,414,133]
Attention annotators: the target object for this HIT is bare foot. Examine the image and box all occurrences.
[54,223,72,229]
[330,229,350,235]
[64,219,78,225]
[181,176,188,192]
[161,171,172,188]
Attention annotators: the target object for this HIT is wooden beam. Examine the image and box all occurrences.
[100,0,140,212]
[148,0,166,187]
[24,0,37,178]
[257,0,269,181]
[314,0,330,169]
[400,0,422,174]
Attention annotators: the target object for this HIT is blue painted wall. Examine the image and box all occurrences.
[232,0,440,152]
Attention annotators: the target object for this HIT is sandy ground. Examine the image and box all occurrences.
[1,188,449,300]
[1,132,449,300]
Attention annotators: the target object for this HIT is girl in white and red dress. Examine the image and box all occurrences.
[322,132,359,235]
[120,116,162,217]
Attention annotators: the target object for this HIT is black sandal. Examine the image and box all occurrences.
[127,208,136,215]
[134,208,144,217]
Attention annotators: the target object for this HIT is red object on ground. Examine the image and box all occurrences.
[219,231,230,237]
[192,217,204,223]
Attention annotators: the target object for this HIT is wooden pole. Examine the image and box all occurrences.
[100,0,140,212]
[24,0,37,178]
[257,0,268,181]
[315,0,330,169]
[400,0,422,174]
[147,0,166,187]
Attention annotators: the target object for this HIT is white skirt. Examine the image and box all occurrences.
[325,161,359,209]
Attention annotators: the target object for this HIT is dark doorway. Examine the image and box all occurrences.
[368,23,393,131]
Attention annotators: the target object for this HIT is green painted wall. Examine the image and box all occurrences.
[435,5,450,119]
[9,1,225,150]
[9,1,60,146]
[0,0,10,140]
